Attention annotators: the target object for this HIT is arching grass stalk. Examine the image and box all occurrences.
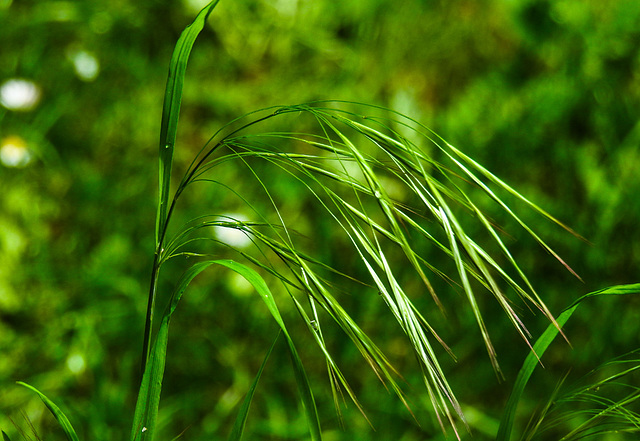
[134,1,584,438]
[134,0,586,439]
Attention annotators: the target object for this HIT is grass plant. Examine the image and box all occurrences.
[9,1,640,440]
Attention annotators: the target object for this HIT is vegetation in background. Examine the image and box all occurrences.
[1,0,639,439]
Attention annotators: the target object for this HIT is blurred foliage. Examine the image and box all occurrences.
[0,0,639,439]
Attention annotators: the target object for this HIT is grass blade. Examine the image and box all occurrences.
[17,382,80,441]
[228,332,280,441]
[131,261,218,441]
[157,0,220,245]
[496,283,640,441]
[130,318,170,441]
[213,259,323,441]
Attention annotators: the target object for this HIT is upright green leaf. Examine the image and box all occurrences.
[131,261,217,441]
[142,0,220,389]
[130,319,170,441]
[157,0,220,246]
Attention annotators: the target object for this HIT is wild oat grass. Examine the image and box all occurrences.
[10,2,640,441]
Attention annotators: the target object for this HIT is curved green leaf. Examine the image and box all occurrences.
[17,382,80,441]
[496,283,640,441]
[132,258,322,441]
[213,259,323,441]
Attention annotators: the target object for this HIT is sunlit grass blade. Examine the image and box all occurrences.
[228,332,280,441]
[333,110,562,323]
[17,382,80,441]
[245,224,418,413]
[317,194,464,432]
[319,115,442,307]
[496,283,640,441]
[213,259,323,441]
[438,141,583,281]
[337,108,581,288]
[350,106,584,242]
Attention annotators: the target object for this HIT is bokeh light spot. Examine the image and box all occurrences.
[66,353,86,374]
[214,214,252,248]
[71,50,100,82]
[1,136,33,168]
[0,79,41,111]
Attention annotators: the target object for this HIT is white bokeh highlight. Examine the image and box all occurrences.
[0,79,41,111]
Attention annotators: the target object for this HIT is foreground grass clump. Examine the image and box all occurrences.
[8,1,640,440]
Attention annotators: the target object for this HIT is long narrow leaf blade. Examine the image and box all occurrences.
[17,382,80,441]
[130,319,170,441]
[157,0,220,245]
[496,283,640,441]
[131,261,217,441]
[213,259,323,441]
[228,333,280,441]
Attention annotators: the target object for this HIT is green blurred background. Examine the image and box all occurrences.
[1,0,639,439]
